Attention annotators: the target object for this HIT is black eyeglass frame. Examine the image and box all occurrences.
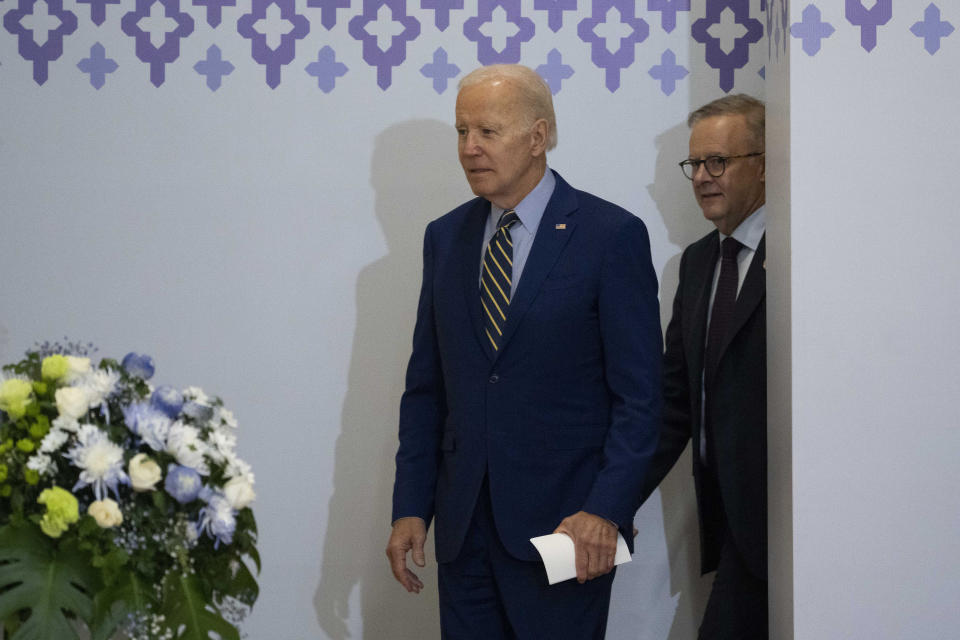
[678,152,765,180]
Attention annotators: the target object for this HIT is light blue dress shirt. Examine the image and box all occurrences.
[479,169,557,297]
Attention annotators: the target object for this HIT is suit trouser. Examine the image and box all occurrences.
[437,478,614,640]
[698,469,768,640]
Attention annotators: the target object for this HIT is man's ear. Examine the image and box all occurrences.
[759,155,766,183]
[530,118,549,156]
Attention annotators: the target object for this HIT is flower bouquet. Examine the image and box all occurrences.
[0,342,258,640]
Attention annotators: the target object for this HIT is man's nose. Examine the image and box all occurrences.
[692,161,712,183]
[461,131,482,155]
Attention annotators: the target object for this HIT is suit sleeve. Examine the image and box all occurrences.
[391,223,447,525]
[640,246,694,503]
[580,214,663,532]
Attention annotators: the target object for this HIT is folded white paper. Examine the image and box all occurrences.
[529,532,631,585]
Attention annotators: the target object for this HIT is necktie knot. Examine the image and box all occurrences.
[721,236,742,261]
[498,210,520,231]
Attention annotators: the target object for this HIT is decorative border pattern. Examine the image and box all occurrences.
[789,2,954,56]
[2,1,953,92]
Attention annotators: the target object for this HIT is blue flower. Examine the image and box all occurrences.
[198,487,236,548]
[121,353,155,380]
[165,464,202,504]
[150,386,184,419]
[122,402,170,452]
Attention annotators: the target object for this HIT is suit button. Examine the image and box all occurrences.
[489,374,499,384]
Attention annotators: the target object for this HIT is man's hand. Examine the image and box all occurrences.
[553,511,619,583]
[386,517,427,593]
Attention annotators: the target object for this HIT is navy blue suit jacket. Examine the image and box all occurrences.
[392,171,662,563]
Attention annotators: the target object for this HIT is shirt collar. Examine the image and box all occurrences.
[722,204,766,252]
[490,168,556,232]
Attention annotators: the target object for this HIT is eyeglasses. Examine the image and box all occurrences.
[678,152,764,180]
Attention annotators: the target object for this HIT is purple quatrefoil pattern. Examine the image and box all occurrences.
[1,0,955,92]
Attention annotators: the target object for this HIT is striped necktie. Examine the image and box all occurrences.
[480,209,520,353]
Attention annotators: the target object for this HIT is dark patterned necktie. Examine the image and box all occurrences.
[480,209,520,353]
[705,236,742,379]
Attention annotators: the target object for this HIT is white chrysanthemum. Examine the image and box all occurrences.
[224,453,254,484]
[53,415,80,433]
[183,386,211,405]
[39,427,70,453]
[166,422,210,475]
[27,453,57,476]
[212,406,237,429]
[67,424,129,501]
[207,429,237,463]
[77,368,121,407]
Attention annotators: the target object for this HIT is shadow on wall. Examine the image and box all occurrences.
[314,120,469,639]
[646,119,715,640]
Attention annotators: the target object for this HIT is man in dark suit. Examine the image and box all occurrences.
[640,95,768,639]
[385,64,662,638]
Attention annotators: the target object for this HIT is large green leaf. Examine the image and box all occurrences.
[160,572,240,640]
[0,524,99,640]
[90,573,157,640]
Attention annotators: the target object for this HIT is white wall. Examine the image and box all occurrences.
[764,0,791,635]
[768,1,960,637]
[0,1,767,637]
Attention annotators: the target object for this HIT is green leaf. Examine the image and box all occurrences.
[225,558,259,608]
[234,510,260,574]
[160,572,240,640]
[90,572,157,640]
[151,490,167,511]
[0,524,99,640]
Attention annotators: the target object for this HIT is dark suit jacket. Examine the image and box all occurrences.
[641,229,767,580]
[392,171,662,563]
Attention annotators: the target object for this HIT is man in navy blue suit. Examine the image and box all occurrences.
[386,64,662,638]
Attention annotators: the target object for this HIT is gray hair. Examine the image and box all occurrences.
[458,64,558,151]
[688,94,765,150]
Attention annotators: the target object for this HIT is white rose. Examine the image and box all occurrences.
[88,499,123,528]
[55,387,90,420]
[128,453,162,492]
[223,476,256,510]
[64,356,92,383]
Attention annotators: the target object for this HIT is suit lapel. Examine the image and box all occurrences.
[492,174,577,362]
[460,199,494,359]
[689,232,720,379]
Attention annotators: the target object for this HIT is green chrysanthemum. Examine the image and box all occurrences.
[0,378,34,419]
[41,354,70,381]
[37,486,80,538]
